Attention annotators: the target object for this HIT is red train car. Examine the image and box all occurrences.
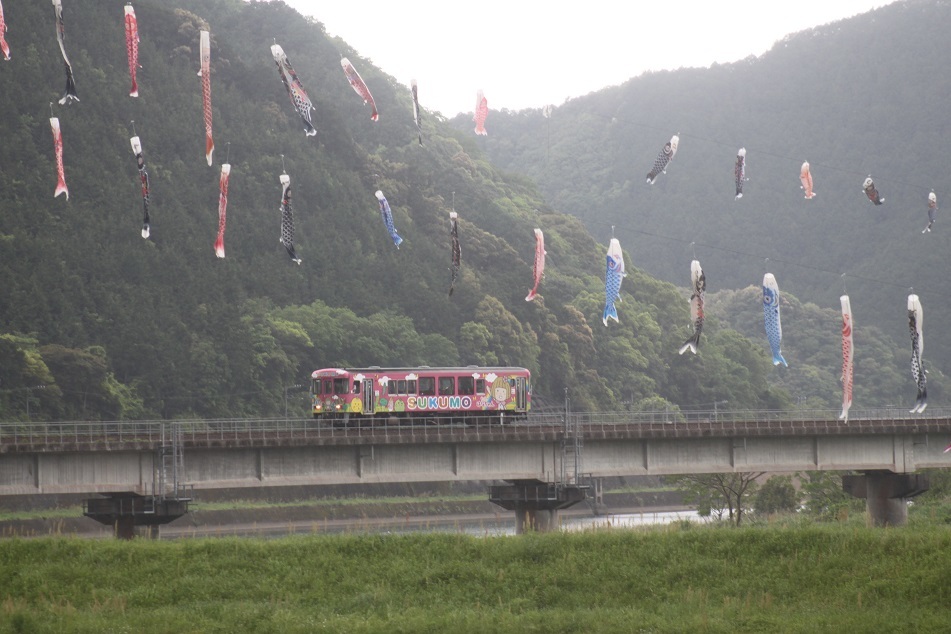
[310,366,531,425]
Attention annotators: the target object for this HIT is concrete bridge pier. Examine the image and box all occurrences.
[84,493,191,540]
[515,508,557,533]
[489,480,587,534]
[842,471,930,527]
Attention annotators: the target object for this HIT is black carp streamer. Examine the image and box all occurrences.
[130,134,151,238]
[279,173,301,264]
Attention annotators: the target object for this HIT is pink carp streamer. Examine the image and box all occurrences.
[473,90,488,135]
[53,0,79,104]
[800,161,815,199]
[340,57,378,121]
[525,228,545,301]
[214,163,230,258]
[839,295,853,421]
[198,30,214,165]
[0,0,11,61]
[908,294,927,414]
[124,4,140,97]
[50,117,68,199]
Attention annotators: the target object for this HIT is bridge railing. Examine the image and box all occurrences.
[568,406,951,427]
[1,406,948,451]
[0,415,562,450]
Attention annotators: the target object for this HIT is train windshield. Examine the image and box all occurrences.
[333,378,349,395]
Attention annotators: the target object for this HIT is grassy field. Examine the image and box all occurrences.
[2,519,950,633]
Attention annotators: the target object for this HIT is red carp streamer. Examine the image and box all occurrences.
[50,117,68,199]
[124,4,140,97]
[340,57,378,121]
[199,30,214,165]
[525,228,545,301]
[214,163,230,258]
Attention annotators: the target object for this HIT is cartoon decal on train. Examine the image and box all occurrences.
[310,366,531,425]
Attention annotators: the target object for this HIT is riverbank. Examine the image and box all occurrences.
[3,525,950,632]
[0,490,685,538]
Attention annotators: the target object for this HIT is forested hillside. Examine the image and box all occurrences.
[465,1,951,392]
[0,0,801,420]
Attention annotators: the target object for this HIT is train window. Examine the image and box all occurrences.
[333,378,349,395]
[476,378,486,394]
[323,380,333,395]
[458,376,474,395]
[407,379,416,394]
[388,380,397,395]
[438,377,454,396]
[419,377,436,396]
[312,379,321,395]
[353,380,361,394]
[397,380,407,394]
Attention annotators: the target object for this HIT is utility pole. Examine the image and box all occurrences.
[284,384,303,418]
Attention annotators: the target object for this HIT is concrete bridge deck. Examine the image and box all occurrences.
[2,409,950,497]
[3,410,951,453]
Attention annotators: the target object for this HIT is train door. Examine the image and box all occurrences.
[362,379,375,415]
[514,377,527,412]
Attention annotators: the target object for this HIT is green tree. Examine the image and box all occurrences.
[754,475,801,515]
[799,471,864,521]
[672,472,764,526]
[38,345,133,420]
[0,334,63,420]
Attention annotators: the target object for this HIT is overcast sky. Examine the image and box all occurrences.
[280,1,888,117]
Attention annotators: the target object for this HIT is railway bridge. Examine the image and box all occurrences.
[2,408,950,533]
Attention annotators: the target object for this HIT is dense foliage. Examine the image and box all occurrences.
[466,1,951,402]
[0,0,792,420]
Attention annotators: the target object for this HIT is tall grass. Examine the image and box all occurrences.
[2,522,950,632]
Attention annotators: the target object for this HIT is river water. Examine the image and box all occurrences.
[160,509,701,539]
